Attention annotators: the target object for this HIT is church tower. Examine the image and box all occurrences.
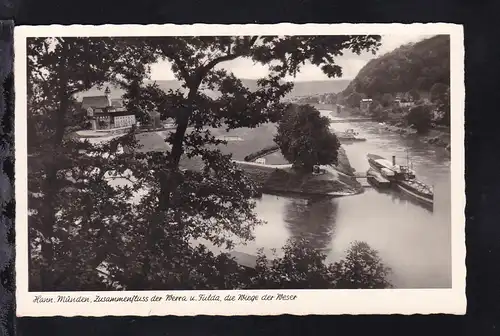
[104,86,111,106]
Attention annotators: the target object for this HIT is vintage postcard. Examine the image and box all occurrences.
[15,23,465,316]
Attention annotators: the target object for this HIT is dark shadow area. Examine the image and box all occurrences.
[0,20,14,336]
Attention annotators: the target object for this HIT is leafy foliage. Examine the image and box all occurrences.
[329,241,392,289]
[430,83,450,125]
[249,239,392,289]
[380,93,394,107]
[27,37,155,290]
[405,103,433,133]
[343,35,450,98]
[344,92,366,108]
[274,104,340,171]
[369,100,389,121]
[27,35,392,290]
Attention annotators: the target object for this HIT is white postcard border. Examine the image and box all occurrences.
[15,23,466,317]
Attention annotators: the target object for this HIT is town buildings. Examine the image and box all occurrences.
[81,87,137,130]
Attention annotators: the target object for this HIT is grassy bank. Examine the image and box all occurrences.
[134,124,362,196]
[235,161,362,196]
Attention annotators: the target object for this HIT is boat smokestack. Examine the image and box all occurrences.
[392,155,396,166]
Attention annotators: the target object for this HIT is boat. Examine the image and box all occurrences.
[366,153,434,205]
[396,178,434,205]
[366,168,391,188]
[337,129,367,142]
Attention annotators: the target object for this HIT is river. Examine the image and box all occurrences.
[85,110,452,288]
[231,108,452,289]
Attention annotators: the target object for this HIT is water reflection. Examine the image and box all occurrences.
[283,196,339,252]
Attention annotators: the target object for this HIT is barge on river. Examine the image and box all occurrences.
[367,153,434,205]
[337,129,367,142]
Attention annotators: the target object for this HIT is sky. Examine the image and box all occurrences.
[149,34,431,82]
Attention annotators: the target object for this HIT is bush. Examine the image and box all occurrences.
[405,103,433,133]
[248,239,392,289]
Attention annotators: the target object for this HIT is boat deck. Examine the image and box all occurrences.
[400,179,433,196]
[366,168,391,188]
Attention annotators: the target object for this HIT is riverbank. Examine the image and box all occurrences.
[378,121,450,152]
[317,103,451,153]
[240,135,361,196]
[234,161,362,197]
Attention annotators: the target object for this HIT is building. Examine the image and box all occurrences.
[81,87,137,130]
[393,99,415,108]
[360,98,373,114]
[256,158,266,164]
[394,92,415,108]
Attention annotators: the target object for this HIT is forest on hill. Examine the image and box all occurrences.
[341,35,450,98]
[335,35,451,133]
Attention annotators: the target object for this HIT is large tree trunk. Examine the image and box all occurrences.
[158,88,197,211]
[143,91,197,285]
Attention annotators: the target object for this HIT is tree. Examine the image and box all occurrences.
[323,93,337,104]
[274,104,341,171]
[430,83,449,103]
[121,80,169,126]
[27,37,156,290]
[137,35,380,175]
[408,89,421,101]
[329,241,392,289]
[406,103,433,133]
[369,99,382,114]
[345,91,364,108]
[370,102,388,122]
[249,239,392,289]
[380,93,394,107]
[430,83,450,126]
[28,36,385,290]
[436,86,450,125]
[113,35,380,287]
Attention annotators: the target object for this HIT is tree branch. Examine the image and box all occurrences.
[198,36,260,81]
[159,44,192,86]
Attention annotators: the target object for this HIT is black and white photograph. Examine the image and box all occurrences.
[15,23,465,316]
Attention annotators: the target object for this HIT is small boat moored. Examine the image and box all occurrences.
[338,128,367,142]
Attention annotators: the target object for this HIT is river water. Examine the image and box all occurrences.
[85,109,452,288]
[232,109,452,289]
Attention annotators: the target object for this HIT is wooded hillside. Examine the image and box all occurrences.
[342,35,450,98]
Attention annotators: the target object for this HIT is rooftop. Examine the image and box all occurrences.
[81,95,111,110]
[111,99,123,108]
